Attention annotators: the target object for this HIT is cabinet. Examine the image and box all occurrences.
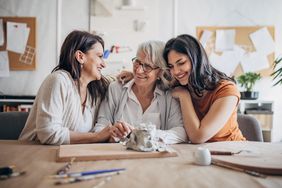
[0,95,35,112]
[238,100,273,142]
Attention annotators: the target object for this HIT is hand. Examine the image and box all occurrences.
[108,136,117,143]
[95,125,112,142]
[172,87,189,99]
[109,121,134,139]
[117,70,134,84]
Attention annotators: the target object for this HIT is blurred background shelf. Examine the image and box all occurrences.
[238,100,273,142]
[0,95,35,112]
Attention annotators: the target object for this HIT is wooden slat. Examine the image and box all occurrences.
[57,143,177,162]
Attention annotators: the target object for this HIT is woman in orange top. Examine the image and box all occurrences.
[163,34,246,143]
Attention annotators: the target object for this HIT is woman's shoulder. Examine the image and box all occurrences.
[214,80,239,97]
[45,70,73,84]
[108,80,123,90]
[40,70,74,92]
[217,80,237,89]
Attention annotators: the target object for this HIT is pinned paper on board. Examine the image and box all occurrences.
[0,51,10,77]
[19,45,35,65]
[6,21,30,54]
[0,17,36,70]
[215,29,235,52]
[0,19,4,46]
[197,26,275,77]
[209,46,244,76]
[249,27,275,56]
[200,30,213,48]
[241,52,269,73]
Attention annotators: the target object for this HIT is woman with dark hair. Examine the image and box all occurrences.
[163,34,245,144]
[19,30,111,145]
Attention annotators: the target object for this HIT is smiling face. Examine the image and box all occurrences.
[133,51,160,87]
[81,42,105,81]
[167,50,192,85]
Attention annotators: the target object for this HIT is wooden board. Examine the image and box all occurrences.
[212,156,282,175]
[0,17,36,70]
[206,141,282,175]
[57,143,178,162]
[196,26,275,77]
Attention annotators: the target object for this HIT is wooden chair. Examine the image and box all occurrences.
[0,112,29,140]
[237,114,264,142]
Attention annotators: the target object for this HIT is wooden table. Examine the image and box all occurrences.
[0,140,282,188]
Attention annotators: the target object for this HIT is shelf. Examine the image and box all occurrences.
[238,100,274,142]
[0,95,35,112]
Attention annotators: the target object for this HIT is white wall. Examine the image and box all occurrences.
[0,0,281,141]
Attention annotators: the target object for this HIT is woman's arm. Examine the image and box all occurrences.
[69,126,111,144]
[173,87,238,144]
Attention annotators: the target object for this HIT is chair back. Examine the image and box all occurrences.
[237,114,263,142]
[0,112,29,140]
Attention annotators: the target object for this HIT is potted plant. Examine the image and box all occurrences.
[271,57,282,86]
[237,72,261,100]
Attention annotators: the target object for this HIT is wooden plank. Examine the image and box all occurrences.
[212,156,282,175]
[57,143,178,162]
[206,141,282,175]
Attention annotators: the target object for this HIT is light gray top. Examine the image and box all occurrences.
[94,80,188,144]
[19,70,97,145]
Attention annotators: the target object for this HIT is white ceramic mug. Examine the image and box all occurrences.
[193,147,211,166]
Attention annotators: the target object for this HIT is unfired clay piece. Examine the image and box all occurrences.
[126,123,166,152]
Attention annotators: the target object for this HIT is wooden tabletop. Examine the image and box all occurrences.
[0,140,282,188]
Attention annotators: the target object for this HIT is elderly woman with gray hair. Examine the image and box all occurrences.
[94,41,188,144]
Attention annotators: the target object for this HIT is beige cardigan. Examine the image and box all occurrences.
[19,70,98,145]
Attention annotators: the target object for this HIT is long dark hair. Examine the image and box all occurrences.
[163,34,235,97]
[52,30,109,105]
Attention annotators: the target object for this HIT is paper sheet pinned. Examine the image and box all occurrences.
[200,30,213,48]
[0,19,4,46]
[215,29,236,52]
[250,27,275,56]
[6,22,30,54]
[0,51,10,77]
[241,52,269,73]
[209,45,245,76]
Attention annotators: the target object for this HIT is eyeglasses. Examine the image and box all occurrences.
[132,57,159,73]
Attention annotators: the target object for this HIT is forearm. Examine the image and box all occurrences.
[69,131,108,144]
[156,127,188,144]
[178,93,205,143]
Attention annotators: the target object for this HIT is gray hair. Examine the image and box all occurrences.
[137,40,171,90]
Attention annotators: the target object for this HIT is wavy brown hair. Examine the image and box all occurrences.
[52,30,109,105]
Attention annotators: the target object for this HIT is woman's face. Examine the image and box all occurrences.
[82,42,105,80]
[133,51,160,88]
[167,50,192,85]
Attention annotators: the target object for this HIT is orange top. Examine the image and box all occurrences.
[192,80,246,142]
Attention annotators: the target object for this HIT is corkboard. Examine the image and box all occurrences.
[196,26,275,77]
[0,17,36,70]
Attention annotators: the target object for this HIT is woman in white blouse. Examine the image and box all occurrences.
[95,41,188,144]
[19,30,112,145]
